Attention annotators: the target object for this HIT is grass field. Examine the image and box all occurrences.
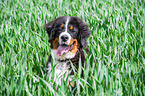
[0,0,145,95]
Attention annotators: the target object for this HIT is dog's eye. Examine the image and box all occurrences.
[70,26,73,30]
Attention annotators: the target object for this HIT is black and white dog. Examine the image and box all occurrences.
[45,16,91,86]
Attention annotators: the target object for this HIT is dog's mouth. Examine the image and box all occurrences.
[56,41,75,56]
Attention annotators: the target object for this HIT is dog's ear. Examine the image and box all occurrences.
[79,24,91,46]
[44,20,55,42]
[77,18,91,51]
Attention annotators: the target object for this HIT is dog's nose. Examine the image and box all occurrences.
[61,35,69,41]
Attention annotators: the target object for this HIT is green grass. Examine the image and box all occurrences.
[0,0,145,95]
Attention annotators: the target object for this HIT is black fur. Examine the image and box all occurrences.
[45,16,91,78]
[45,16,91,49]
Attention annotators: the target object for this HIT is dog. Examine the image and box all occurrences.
[45,16,91,86]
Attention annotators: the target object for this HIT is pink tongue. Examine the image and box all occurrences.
[56,45,70,56]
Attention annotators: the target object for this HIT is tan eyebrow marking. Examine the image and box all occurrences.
[61,24,64,28]
[70,26,73,30]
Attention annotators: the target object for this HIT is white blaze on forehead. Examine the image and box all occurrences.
[59,17,71,45]
[65,17,70,33]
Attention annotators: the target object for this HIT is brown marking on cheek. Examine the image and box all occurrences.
[69,37,80,54]
[52,38,59,49]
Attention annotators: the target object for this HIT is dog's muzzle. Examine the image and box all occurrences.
[59,32,71,45]
[61,35,69,42]
[57,32,75,56]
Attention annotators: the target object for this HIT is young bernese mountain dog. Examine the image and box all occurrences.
[45,16,91,86]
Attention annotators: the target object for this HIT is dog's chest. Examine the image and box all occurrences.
[47,60,73,85]
[53,61,71,76]
[47,49,77,85]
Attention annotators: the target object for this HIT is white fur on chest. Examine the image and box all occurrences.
[47,61,72,85]
[47,49,75,85]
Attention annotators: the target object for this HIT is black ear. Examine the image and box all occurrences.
[79,24,91,46]
[77,18,91,50]
[44,20,55,42]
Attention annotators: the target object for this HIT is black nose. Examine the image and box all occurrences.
[61,35,69,41]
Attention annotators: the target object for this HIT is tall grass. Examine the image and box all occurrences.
[0,0,145,95]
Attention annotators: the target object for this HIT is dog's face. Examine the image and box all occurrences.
[45,16,91,59]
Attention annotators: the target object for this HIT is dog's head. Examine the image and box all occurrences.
[45,16,91,59]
